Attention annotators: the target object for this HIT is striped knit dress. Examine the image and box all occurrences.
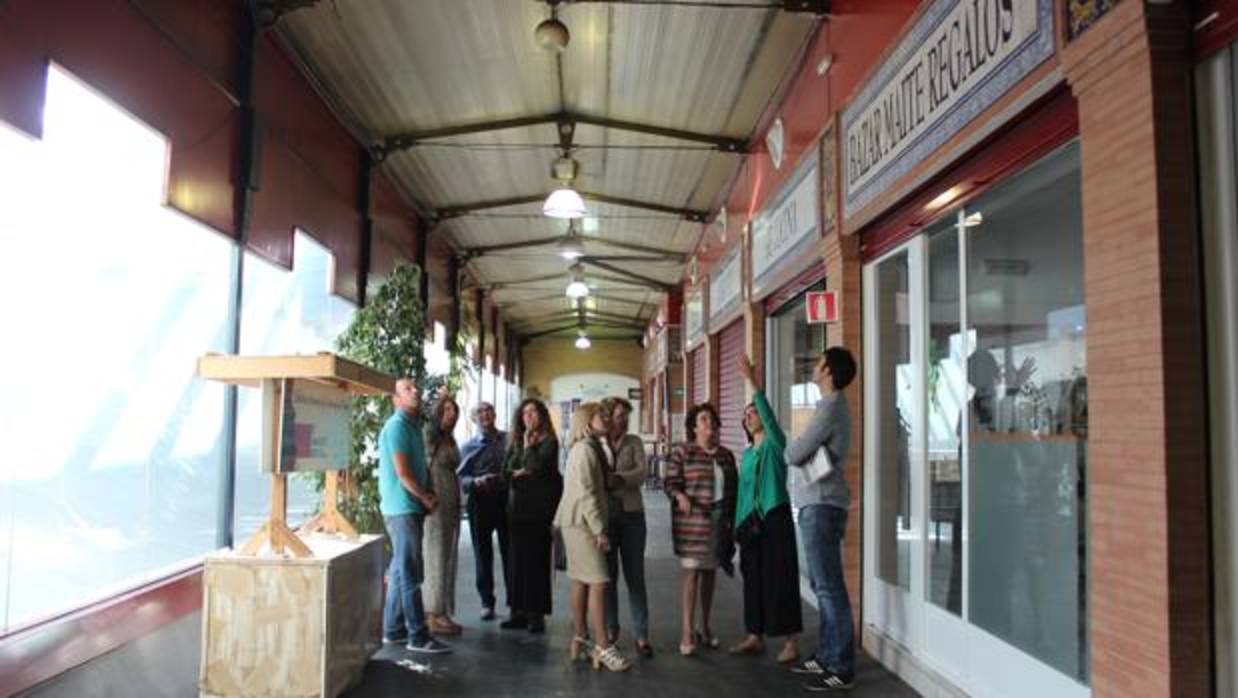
[663,442,738,567]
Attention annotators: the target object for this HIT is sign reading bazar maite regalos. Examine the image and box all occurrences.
[842,0,1054,218]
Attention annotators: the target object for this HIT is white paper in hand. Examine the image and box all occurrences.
[804,445,834,483]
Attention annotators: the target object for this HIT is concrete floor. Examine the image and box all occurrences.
[343,493,919,698]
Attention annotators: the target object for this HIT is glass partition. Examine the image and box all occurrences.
[0,66,232,631]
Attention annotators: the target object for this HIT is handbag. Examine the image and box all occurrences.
[552,526,567,571]
[734,454,764,548]
[804,445,834,484]
[735,511,763,548]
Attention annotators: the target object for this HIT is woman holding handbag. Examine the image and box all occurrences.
[730,354,802,664]
[663,402,737,657]
[554,402,632,672]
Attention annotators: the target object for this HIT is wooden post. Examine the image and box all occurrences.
[300,471,359,539]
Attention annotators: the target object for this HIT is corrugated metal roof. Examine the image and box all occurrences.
[277,0,816,335]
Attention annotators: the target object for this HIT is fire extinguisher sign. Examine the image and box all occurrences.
[805,290,838,324]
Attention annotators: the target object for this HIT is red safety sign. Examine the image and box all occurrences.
[805,290,838,324]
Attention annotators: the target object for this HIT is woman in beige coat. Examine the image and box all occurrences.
[553,402,631,672]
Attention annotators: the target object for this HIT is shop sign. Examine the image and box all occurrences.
[654,324,683,372]
[751,151,820,299]
[842,0,1054,218]
[709,245,743,326]
[805,290,839,324]
[684,284,706,348]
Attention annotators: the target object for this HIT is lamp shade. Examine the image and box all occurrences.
[565,280,590,298]
[544,187,587,219]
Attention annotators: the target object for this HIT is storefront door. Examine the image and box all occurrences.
[864,143,1090,698]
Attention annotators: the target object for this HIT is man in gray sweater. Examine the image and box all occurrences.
[784,347,857,692]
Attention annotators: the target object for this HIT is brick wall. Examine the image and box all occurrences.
[822,230,863,637]
[1061,2,1211,696]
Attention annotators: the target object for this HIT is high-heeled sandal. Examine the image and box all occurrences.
[693,630,721,649]
[727,637,765,655]
[591,645,633,672]
[679,641,697,657]
[569,636,591,662]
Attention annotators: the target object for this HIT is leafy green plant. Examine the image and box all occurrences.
[305,262,468,534]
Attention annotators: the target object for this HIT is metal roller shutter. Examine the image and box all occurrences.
[717,319,746,455]
[691,346,708,406]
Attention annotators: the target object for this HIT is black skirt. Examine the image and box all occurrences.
[508,518,554,615]
[739,504,803,637]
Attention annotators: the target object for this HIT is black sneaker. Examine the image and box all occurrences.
[803,671,855,692]
[406,637,453,654]
[791,658,826,675]
[382,632,408,645]
[527,615,546,634]
[481,607,496,621]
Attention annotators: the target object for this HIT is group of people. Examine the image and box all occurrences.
[376,345,859,692]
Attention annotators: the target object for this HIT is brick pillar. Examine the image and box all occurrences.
[1061,3,1210,697]
[822,229,863,637]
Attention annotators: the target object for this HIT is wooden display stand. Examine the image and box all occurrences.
[197,352,394,557]
[196,352,395,698]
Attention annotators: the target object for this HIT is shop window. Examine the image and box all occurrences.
[233,233,356,540]
[964,144,1088,680]
[0,66,233,631]
[767,288,828,443]
[872,251,914,592]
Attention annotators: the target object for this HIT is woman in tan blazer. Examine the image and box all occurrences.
[553,402,631,672]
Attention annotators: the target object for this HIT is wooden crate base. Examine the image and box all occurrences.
[199,534,384,698]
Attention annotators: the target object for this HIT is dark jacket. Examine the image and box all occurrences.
[503,437,562,522]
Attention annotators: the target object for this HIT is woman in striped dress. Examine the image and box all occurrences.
[663,403,738,657]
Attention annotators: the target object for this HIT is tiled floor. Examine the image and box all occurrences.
[343,492,920,698]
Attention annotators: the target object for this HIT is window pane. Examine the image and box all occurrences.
[0,67,232,631]
[233,234,356,540]
[928,224,964,615]
[966,143,1088,681]
[874,252,913,590]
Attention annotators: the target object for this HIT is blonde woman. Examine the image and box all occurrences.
[423,395,462,636]
[554,402,631,672]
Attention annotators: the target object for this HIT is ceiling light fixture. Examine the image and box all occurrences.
[565,263,590,298]
[963,212,983,227]
[558,231,586,260]
[816,53,835,76]
[545,186,587,219]
[575,331,592,350]
[534,17,570,52]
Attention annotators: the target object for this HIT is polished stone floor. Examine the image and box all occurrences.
[343,492,919,698]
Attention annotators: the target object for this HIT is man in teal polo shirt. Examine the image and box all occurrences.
[380,378,451,654]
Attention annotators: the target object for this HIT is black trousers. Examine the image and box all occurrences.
[509,518,553,616]
[468,494,510,610]
[740,504,804,637]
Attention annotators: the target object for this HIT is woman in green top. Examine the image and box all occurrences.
[729,354,803,664]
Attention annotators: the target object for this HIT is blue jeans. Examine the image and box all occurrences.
[383,513,429,643]
[799,504,855,677]
[603,509,650,641]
